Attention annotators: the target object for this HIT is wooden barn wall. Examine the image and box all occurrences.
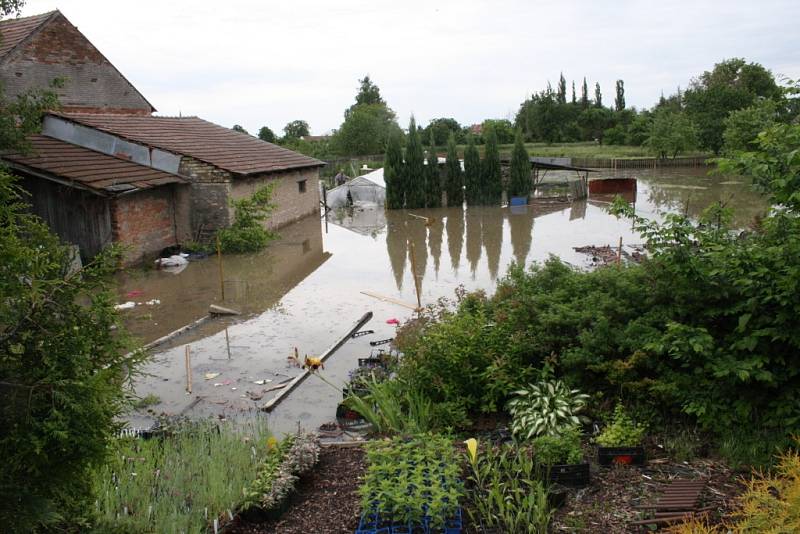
[20,175,112,260]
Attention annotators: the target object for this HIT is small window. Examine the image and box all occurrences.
[297,180,307,193]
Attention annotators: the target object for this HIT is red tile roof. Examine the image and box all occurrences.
[2,134,186,194]
[54,112,325,176]
[0,11,57,58]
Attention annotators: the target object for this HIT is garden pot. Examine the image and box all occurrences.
[597,446,645,466]
[546,462,590,487]
[358,356,387,368]
[335,402,370,430]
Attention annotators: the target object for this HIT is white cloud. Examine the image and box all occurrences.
[22,0,800,134]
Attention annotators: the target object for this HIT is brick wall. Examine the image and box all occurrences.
[0,12,153,113]
[230,167,320,229]
[178,156,233,236]
[112,187,178,265]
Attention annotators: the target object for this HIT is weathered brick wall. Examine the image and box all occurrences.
[112,187,178,265]
[230,167,320,229]
[178,157,233,236]
[0,12,152,113]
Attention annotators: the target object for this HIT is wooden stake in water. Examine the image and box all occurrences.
[216,235,225,302]
[408,240,422,311]
[617,236,623,265]
[185,345,192,394]
[225,328,231,360]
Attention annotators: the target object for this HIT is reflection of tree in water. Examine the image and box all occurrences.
[482,209,503,280]
[407,218,428,288]
[385,212,407,291]
[446,208,464,273]
[508,207,534,266]
[465,207,483,277]
[569,200,587,220]
[428,217,443,277]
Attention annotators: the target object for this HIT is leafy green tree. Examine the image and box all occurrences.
[722,99,777,153]
[422,117,462,146]
[346,75,385,118]
[647,111,697,159]
[615,79,625,111]
[683,58,780,153]
[604,124,627,145]
[481,119,515,144]
[283,120,310,140]
[425,131,441,207]
[463,135,481,206]
[481,126,502,205]
[404,116,426,208]
[331,103,401,156]
[627,112,653,145]
[232,124,249,134]
[557,73,567,104]
[594,82,602,107]
[508,129,531,199]
[384,132,405,209]
[578,107,613,143]
[444,132,463,206]
[258,125,276,143]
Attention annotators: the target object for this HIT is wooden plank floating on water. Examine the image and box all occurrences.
[261,311,374,412]
[209,304,240,316]
[360,290,418,311]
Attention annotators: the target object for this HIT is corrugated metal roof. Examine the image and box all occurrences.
[2,134,186,194]
[54,112,325,176]
[0,11,57,58]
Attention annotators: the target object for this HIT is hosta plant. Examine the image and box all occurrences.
[508,379,590,439]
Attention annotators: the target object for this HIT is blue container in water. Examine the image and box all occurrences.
[509,196,528,206]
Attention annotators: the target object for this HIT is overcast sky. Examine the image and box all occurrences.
[21,0,800,135]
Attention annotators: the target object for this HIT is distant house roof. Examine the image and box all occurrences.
[52,112,325,176]
[2,134,186,195]
[0,11,57,57]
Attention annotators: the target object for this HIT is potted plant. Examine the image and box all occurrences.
[595,403,647,466]
[532,428,590,487]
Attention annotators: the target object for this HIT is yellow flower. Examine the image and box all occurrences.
[266,436,278,451]
[465,438,478,464]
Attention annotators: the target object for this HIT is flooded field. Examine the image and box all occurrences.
[118,168,768,435]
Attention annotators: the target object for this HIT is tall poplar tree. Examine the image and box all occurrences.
[557,73,567,104]
[595,82,603,107]
[581,77,589,108]
[425,131,441,207]
[615,79,625,111]
[463,135,481,206]
[508,129,531,199]
[571,80,577,104]
[384,132,404,209]
[445,132,463,206]
[404,116,426,208]
[481,126,502,205]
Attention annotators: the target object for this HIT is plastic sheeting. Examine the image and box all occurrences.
[325,168,386,209]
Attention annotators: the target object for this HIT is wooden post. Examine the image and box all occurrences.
[216,235,225,301]
[224,328,231,360]
[185,345,192,393]
[617,236,623,266]
[408,239,422,311]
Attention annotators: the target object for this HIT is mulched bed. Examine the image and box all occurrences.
[551,453,743,533]
[228,445,365,534]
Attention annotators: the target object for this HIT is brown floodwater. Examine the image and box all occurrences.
[118,168,769,435]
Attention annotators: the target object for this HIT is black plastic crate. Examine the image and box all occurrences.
[547,462,590,487]
[597,446,645,466]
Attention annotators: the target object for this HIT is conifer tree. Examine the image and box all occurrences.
[581,77,589,107]
[481,126,502,205]
[508,129,531,199]
[384,132,404,209]
[595,82,603,107]
[425,131,441,207]
[463,135,481,206]
[404,116,426,208]
[445,132,463,206]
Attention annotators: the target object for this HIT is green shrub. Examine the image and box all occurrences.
[532,429,583,465]
[217,184,276,253]
[507,379,589,439]
[596,403,646,447]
